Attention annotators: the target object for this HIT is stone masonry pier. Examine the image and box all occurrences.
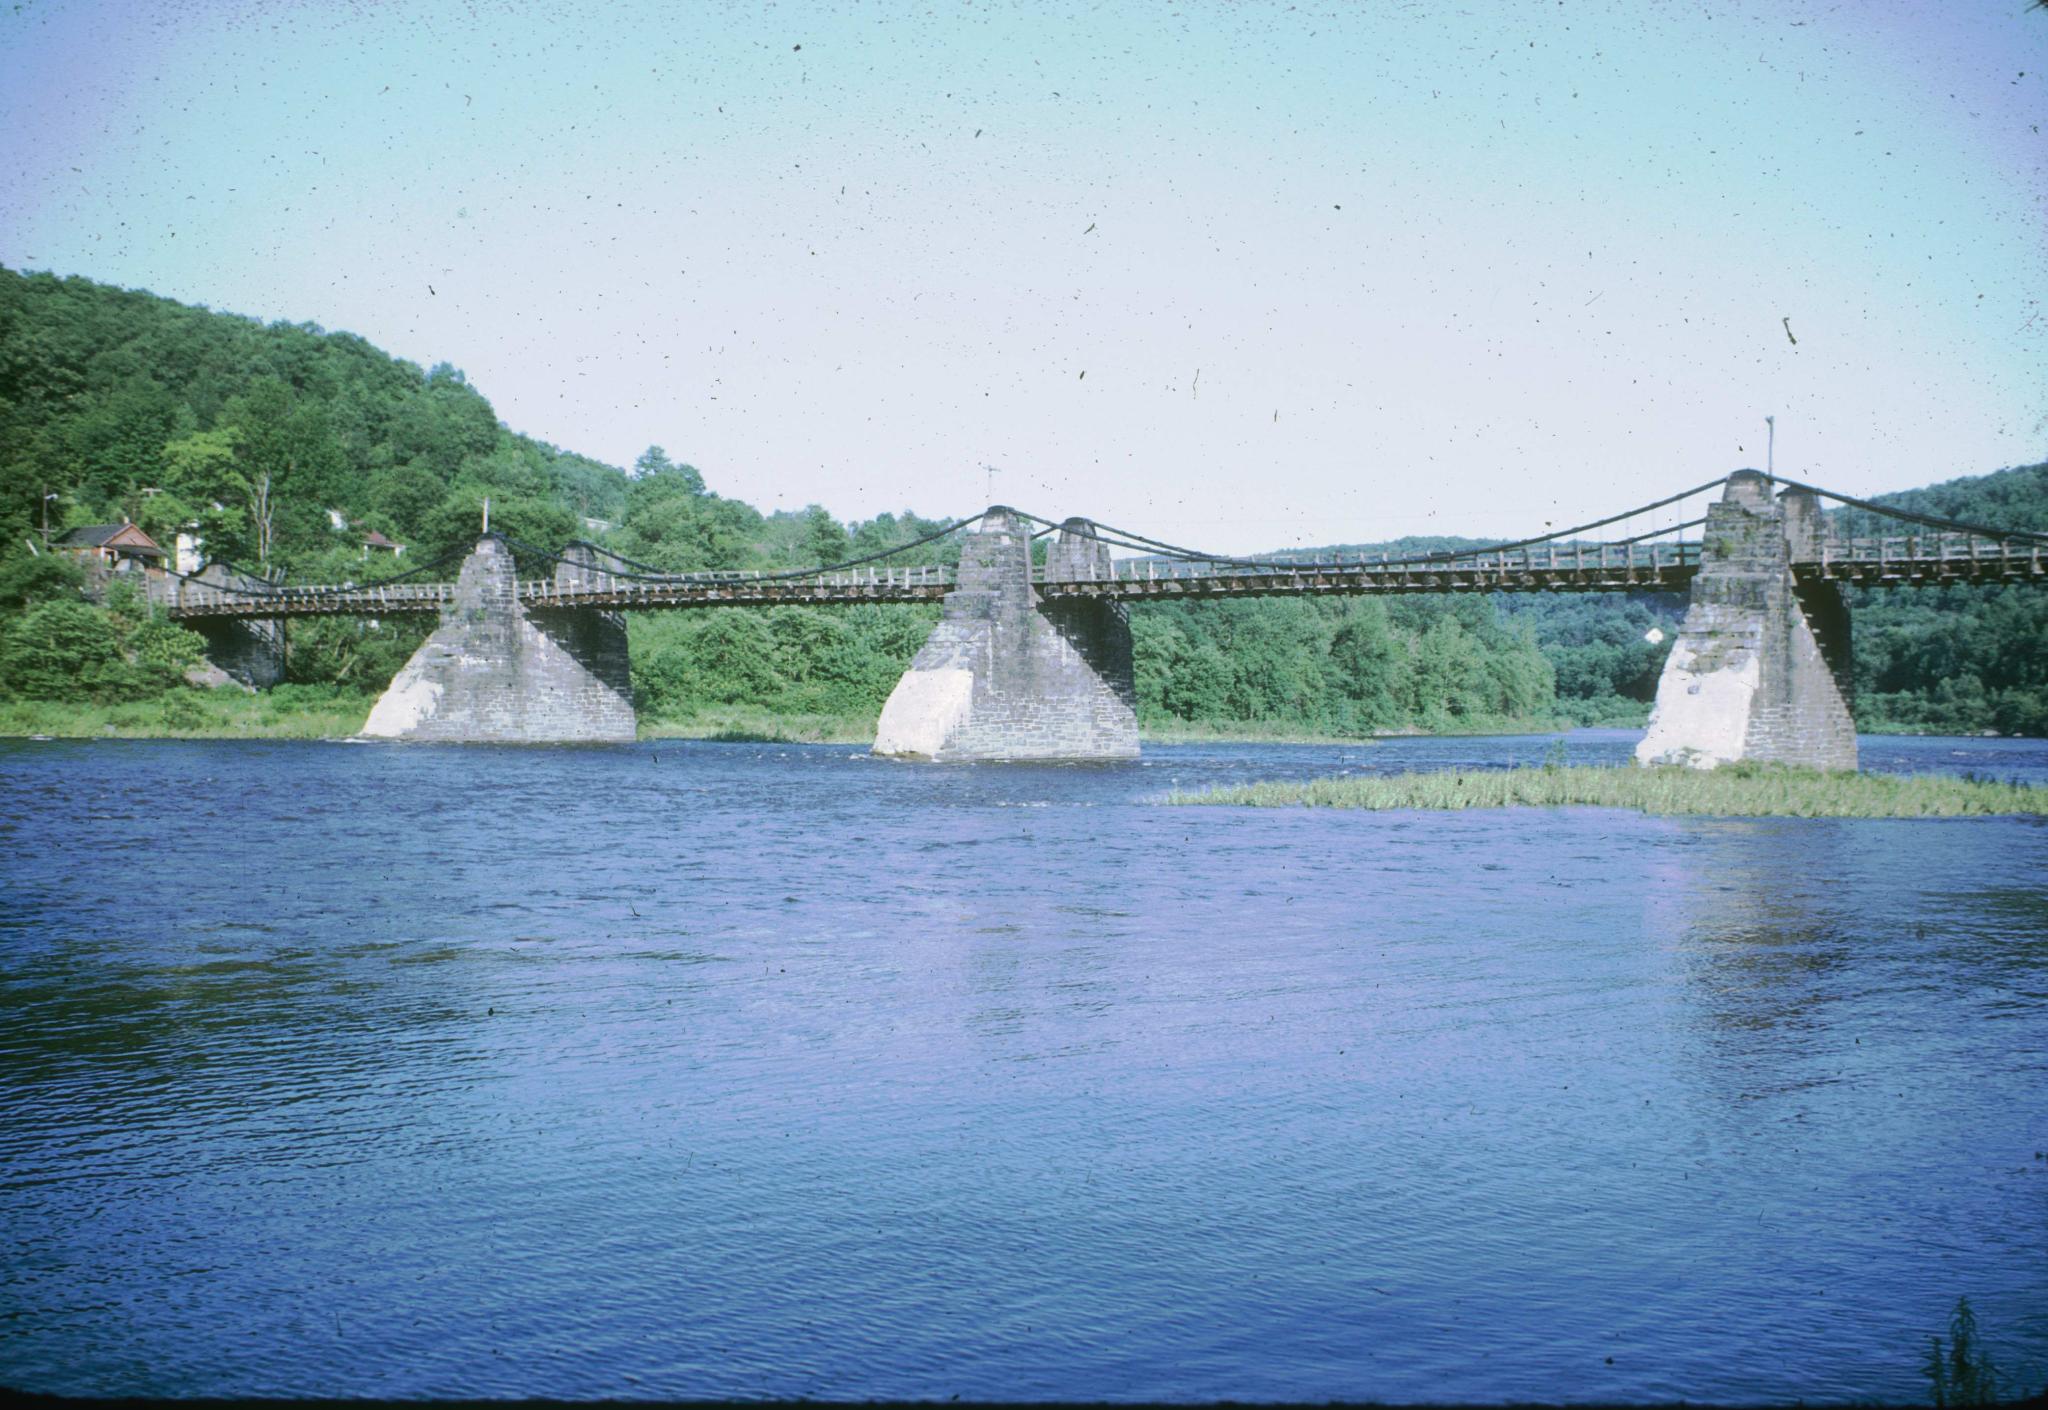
[1637,471,1856,770]
[360,538,635,743]
[156,472,2034,762]
[185,563,286,688]
[872,511,1139,761]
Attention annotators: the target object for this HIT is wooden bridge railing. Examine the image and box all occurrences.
[163,531,2044,619]
[166,580,457,616]
[522,562,956,605]
[1804,531,2046,576]
[1073,540,1707,583]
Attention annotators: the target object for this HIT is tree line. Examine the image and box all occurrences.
[1838,462,2048,736]
[0,266,2041,736]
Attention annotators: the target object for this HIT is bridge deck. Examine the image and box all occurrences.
[1796,534,2048,588]
[162,533,2045,620]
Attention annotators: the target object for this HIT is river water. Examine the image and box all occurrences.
[2,730,2044,1403]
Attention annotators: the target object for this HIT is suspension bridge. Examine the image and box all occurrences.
[164,483,2041,618]
[157,470,2047,768]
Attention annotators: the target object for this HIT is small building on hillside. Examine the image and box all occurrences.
[362,530,405,558]
[174,529,205,576]
[52,523,166,572]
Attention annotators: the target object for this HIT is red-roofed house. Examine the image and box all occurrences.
[52,522,166,571]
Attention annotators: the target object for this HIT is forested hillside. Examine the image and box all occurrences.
[0,267,2041,737]
[0,267,962,725]
[0,268,622,563]
[1843,463,2048,735]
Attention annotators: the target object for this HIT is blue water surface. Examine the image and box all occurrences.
[2,730,2044,1402]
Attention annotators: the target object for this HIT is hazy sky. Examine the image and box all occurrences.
[3,0,2042,550]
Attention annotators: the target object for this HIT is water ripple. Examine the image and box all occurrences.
[1,731,2044,1401]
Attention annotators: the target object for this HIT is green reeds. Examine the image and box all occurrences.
[1926,1297,2003,1407]
[1167,762,2048,817]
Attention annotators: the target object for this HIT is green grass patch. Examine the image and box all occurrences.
[636,705,878,744]
[1552,697,1654,729]
[4,695,875,744]
[1139,718,1383,745]
[0,686,376,740]
[1167,762,2048,817]
[1138,714,1572,745]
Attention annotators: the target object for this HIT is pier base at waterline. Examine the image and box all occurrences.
[872,512,1138,762]
[359,538,635,744]
[1637,471,1856,771]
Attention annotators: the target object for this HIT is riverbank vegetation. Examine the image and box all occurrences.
[1840,462,2048,738]
[1168,763,2048,817]
[3,268,2043,740]
[0,683,375,739]
[637,705,877,744]
[1131,595,1564,735]
[1924,1297,2017,1408]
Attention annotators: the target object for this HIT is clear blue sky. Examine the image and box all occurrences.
[3,0,2042,550]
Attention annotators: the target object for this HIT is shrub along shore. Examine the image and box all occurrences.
[0,696,1575,745]
[0,685,377,740]
[0,692,2035,757]
[1167,764,2048,817]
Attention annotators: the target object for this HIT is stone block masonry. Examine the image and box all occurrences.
[873,512,1139,761]
[360,537,635,743]
[181,564,285,688]
[1637,471,1857,770]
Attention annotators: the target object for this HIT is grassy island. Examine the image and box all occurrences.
[1167,764,2048,818]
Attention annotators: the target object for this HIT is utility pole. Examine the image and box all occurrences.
[982,463,999,507]
[1765,416,1775,476]
[482,497,490,534]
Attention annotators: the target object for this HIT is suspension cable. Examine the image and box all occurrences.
[1034,477,1728,569]
[339,545,472,587]
[157,568,283,600]
[503,509,990,585]
[1768,475,2048,545]
[168,542,472,600]
[1061,518,1702,572]
[1609,516,1707,546]
[192,555,282,585]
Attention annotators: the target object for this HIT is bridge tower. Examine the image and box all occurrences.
[1637,471,1856,770]
[359,537,635,743]
[872,510,1139,761]
[177,563,286,688]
